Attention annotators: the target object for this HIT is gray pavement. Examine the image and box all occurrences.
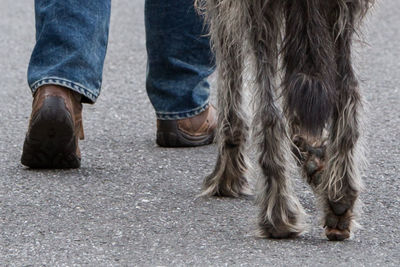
[1,0,399,266]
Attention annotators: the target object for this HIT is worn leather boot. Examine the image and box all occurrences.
[156,105,217,147]
[21,85,84,168]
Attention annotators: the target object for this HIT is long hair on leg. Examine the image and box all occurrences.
[196,0,252,197]
[249,0,307,238]
[282,0,372,241]
[196,0,372,241]
[282,0,337,137]
[319,0,372,241]
[282,0,337,195]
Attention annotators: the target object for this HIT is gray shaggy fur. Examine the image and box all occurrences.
[196,0,372,240]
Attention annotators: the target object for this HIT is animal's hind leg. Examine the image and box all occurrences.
[200,1,251,198]
[282,0,337,136]
[283,0,368,241]
[250,1,306,238]
[282,0,335,192]
[322,71,363,241]
[319,1,367,241]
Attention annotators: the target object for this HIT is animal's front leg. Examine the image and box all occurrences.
[199,0,251,198]
[282,0,335,194]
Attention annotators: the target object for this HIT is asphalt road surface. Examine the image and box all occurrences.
[1,0,399,266]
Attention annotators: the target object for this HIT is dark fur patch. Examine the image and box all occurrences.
[284,73,334,135]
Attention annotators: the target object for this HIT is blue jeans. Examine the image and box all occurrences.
[28,0,215,120]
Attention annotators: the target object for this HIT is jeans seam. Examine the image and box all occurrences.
[156,101,210,120]
[29,77,99,103]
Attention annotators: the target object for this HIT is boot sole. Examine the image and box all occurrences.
[156,120,215,147]
[21,96,80,169]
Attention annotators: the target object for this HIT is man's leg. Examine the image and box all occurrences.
[21,0,111,168]
[145,0,217,147]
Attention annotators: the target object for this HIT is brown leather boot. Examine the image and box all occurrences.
[21,85,84,168]
[156,105,217,147]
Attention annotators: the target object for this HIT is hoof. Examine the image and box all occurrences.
[257,219,305,239]
[200,174,252,198]
[324,206,354,241]
[270,230,300,239]
[325,228,350,241]
[257,225,302,239]
[200,151,252,198]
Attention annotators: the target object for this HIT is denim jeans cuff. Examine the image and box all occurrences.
[29,77,99,103]
[156,102,210,120]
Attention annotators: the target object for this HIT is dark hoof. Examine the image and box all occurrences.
[200,174,252,198]
[257,221,304,239]
[200,153,252,198]
[257,226,302,239]
[270,231,300,239]
[325,228,350,241]
[324,208,354,241]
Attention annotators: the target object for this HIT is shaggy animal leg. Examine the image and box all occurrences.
[200,0,251,198]
[322,90,363,241]
[283,0,337,194]
[282,0,337,135]
[255,111,307,239]
[319,0,367,241]
[249,0,307,239]
[201,92,251,198]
